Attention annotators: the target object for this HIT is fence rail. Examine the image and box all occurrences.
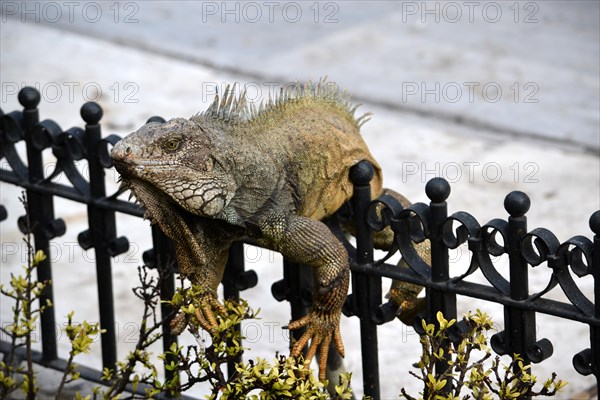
[1,87,598,399]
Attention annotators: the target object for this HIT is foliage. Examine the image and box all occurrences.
[151,284,353,399]
[0,194,51,399]
[1,194,566,399]
[55,312,104,399]
[95,265,169,399]
[0,193,352,399]
[400,310,567,400]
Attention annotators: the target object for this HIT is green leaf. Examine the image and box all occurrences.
[33,250,46,265]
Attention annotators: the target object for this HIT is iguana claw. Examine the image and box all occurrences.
[170,292,227,335]
[288,311,344,381]
[193,294,227,333]
[169,311,188,335]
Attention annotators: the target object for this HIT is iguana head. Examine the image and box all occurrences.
[112,117,235,218]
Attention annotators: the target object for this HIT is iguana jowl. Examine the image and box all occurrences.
[111,81,427,380]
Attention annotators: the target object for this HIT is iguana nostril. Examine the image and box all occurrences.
[125,146,132,156]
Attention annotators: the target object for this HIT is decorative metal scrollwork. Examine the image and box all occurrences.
[441,211,480,281]
[471,218,511,295]
[520,228,561,301]
[1,111,28,180]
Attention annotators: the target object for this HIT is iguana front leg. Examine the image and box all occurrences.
[257,212,350,381]
[156,214,236,335]
[171,247,230,335]
[121,179,232,334]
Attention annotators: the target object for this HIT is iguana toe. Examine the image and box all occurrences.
[170,312,188,335]
[193,295,227,333]
[288,312,344,381]
[170,292,228,335]
[194,307,217,333]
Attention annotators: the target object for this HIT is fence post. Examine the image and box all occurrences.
[271,260,313,359]
[504,191,535,398]
[591,211,600,387]
[349,160,380,399]
[144,225,179,392]
[222,241,245,377]
[20,87,58,362]
[425,177,456,391]
[81,102,120,370]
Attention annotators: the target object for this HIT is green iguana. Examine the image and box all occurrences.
[111,80,430,381]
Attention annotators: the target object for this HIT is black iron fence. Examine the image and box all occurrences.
[1,87,598,399]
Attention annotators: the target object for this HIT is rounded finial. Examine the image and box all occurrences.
[425,177,451,203]
[504,191,530,217]
[589,210,600,235]
[80,102,103,125]
[18,87,41,110]
[350,160,375,185]
[146,116,166,124]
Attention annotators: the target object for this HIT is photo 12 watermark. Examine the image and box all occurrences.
[1,240,277,266]
[199,1,339,23]
[0,240,141,265]
[401,82,540,104]
[400,1,540,24]
[401,161,540,184]
[1,1,139,24]
[0,319,293,345]
[1,81,140,104]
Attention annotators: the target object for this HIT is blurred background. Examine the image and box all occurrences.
[1,1,599,398]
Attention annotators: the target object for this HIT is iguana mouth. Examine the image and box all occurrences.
[112,158,136,178]
[113,148,166,223]
[120,177,183,226]
[120,179,157,222]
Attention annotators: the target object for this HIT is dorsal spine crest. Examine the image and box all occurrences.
[197,79,372,128]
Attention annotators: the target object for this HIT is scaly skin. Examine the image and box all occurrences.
[111,81,427,381]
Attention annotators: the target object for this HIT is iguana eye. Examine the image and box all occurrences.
[163,138,180,151]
